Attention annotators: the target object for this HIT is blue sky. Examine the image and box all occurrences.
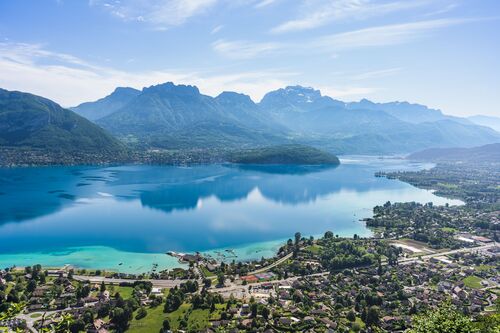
[0,0,499,117]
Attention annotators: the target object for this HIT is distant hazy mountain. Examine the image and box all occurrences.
[347,99,445,124]
[0,88,124,153]
[408,143,500,162]
[97,82,285,148]
[71,87,141,120]
[467,115,500,132]
[258,86,499,153]
[259,86,410,135]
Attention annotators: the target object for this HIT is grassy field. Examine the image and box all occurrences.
[128,305,166,333]
[463,275,483,289]
[304,244,322,254]
[107,285,134,299]
[199,266,215,278]
[475,264,494,272]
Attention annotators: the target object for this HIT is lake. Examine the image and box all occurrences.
[0,157,462,273]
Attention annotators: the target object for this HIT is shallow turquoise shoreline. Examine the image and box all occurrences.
[0,230,370,274]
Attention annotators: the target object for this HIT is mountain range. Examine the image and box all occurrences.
[71,83,499,154]
[1,83,499,159]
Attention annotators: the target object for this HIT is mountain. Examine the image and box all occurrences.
[71,87,141,121]
[0,88,124,153]
[347,99,446,124]
[259,86,499,153]
[229,144,340,165]
[97,82,286,148]
[408,143,500,163]
[259,86,408,135]
[467,115,500,132]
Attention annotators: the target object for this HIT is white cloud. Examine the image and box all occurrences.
[312,18,473,50]
[210,24,224,34]
[212,39,285,59]
[271,0,430,34]
[351,67,402,80]
[254,0,278,8]
[0,42,294,106]
[91,0,218,28]
[213,18,473,59]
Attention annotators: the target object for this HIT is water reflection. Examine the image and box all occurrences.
[0,159,459,255]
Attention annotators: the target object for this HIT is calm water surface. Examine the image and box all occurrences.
[0,157,462,273]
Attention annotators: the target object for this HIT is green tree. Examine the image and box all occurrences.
[408,303,478,333]
[365,306,380,326]
[217,273,225,287]
[294,232,301,246]
[135,307,147,320]
[347,310,356,322]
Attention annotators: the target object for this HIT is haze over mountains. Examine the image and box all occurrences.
[70,82,499,154]
[0,82,498,161]
[408,143,500,163]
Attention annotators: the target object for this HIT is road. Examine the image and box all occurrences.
[72,275,188,288]
[247,252,294,275]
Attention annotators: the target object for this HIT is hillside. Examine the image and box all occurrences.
[407,143,500,163]
[228,145,340,165]
[0,88,125,153]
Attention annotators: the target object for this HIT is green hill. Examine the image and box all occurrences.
[229,144,340,165]
[0,88,125,153]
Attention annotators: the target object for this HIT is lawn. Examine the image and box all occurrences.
[128,305,166,333]
[475,264,493,272]
[200,266,215,278]
[463,275,483,289]
[108,285,134,299]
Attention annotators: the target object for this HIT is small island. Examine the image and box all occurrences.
[228,144,340,165]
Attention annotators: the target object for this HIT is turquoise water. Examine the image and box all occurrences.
[0,157,462,273]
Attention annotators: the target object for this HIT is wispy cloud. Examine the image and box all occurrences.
[212,39,285,59]
[0,42,295,105]
[210,24,224,34]
[213,18,478,59]
[271,0,429,34]
[351,67,402,80]
[90,0,218,29]
[254,0,278,8]
[312,18,476,50]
